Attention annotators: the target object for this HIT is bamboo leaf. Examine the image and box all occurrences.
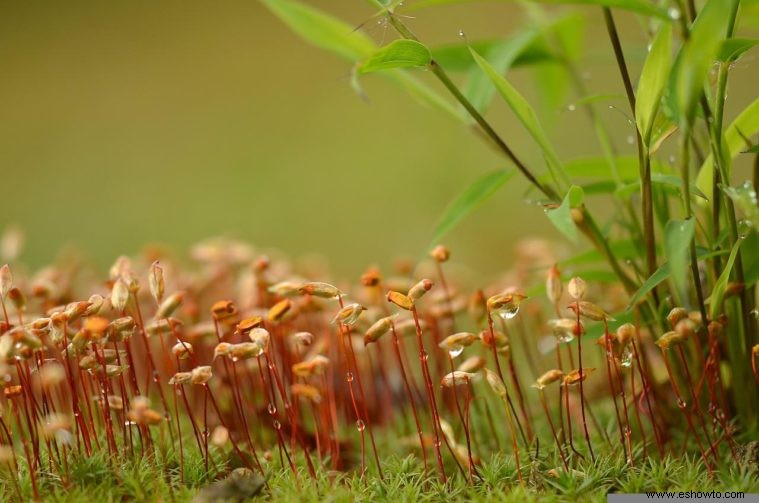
[626,249,727,310]
[697,98,759,194]
[409,0,670,19]
[431,38,554,73]
[709,237,744,320]
[664,218,695,301]
[636,23,672,143]
[545,185,584,244]
[431,170,514,244]
[358,40,432,73]
[721,182,759,233]
[717,38,759,62]
[673,0,736,124]
[470,47,566,182]
[261,0,376,60]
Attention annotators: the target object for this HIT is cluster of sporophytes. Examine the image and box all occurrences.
[0,231,757,500]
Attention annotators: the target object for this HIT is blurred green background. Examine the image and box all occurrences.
[1,1,757,280]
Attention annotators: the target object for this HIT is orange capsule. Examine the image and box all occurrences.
[567,301,614,322]
[211,300,237,321]
[298,282,340,299]
[235,316,263,336]
[457,356,487,373]
[148,261,164,304]
[533,369,564,389]
[408,279,433,302]
[567,277,586,300]
[546,264,562,305]
[387,291,414,311]
[364,316,395,345]
[563,368,595,386]
[267,299,292,322]
[429,245,450,263]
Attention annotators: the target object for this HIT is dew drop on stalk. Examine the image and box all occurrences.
[346,371,354,382]
[448,345,464,358]
[557,331,575,344]
[267,403,277,415]
[620,345,633,368]
[495,304,519,320]
[273,419,281,430]
[667,7,681,20]
[421,352,429,362]
[567,104,576,111]
[356,419,365,432]
[677,398,687,409]
[751,308,758,318]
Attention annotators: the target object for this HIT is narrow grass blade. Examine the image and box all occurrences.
[431,170,513,244]
[664,218,695,301]
[545,185,584,244]
[358,40,431,73]
[635,23,672,144]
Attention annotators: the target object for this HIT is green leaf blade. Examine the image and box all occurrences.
[431,170,513,244]
[636,23,672,144]
[359,40,432,74]
[663,218,695,301]
[546,185,584,244]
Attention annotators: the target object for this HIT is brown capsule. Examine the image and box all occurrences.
[457,356,486,373]
[109,256,131,281]
[8,287,25,312]
[567,301,614,321]
[666,307,688,329]
[171,342,193,360]
[616,323,636,346]
[156,291,185,319]
[291,383,322,403]
[332,303,365,327]
[148,261,165,304]
[292,355,330,377]
[387,291,414,311]
[235,316,263,336]
[83,316,110,339]
[293,331,314,346]
[655,330,688,350]
[478,329,508,348]
[533,369,564,389]
[567,277,586,300]
[364,316,395,345]
[708,321,724,340]
[408,279,434,302]
[169,372,192,385]
[298,282,340,299]
[546,264,563,305]
[84,295,105,316]
[484,368,507,398]
[267,299,292,322]
[111,279,130,312]
[3,385,23,398]
[429,245,450,263]
[230,342,264,359]
[190,365,213,385]
[211,300,237,321]
[440,371,480,387]
[211,426,229,447]
[674,318,696,338]
[563,367,595,386]
[0,264,12,298]
[268,281,303,297]
[360,267,381,287]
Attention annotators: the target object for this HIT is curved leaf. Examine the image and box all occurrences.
[664,218,695,301]
[431,170,513,244]
[409,0,670,19]
[546,185,584,244]
[359,40,432,74]
[709,237,744,320]
[636,23,672,144]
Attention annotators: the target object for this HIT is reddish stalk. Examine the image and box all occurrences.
[538,388,568,470]
[660,350,713,476]
[601,331,628,462]
[573,302,595,461]
[389,324,428,473]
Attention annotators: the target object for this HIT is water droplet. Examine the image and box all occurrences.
[677,398,687,409]
[346,371,354,382]
[626,135,634,145]
[273,419,281,430]
[267,403,277,415]
[620,345,633,368]
[433,439,441,448]
[356,419,365,432]
[268,363,276,371]
[751,308,758,319]
[557,331,575,344]
[568,104,577,112]
[458,29,465,38]
[668,7,681,20]
[496,304,519,320]
[231,356,239,363]
[448,345,464,358]
[421,351,429,362]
